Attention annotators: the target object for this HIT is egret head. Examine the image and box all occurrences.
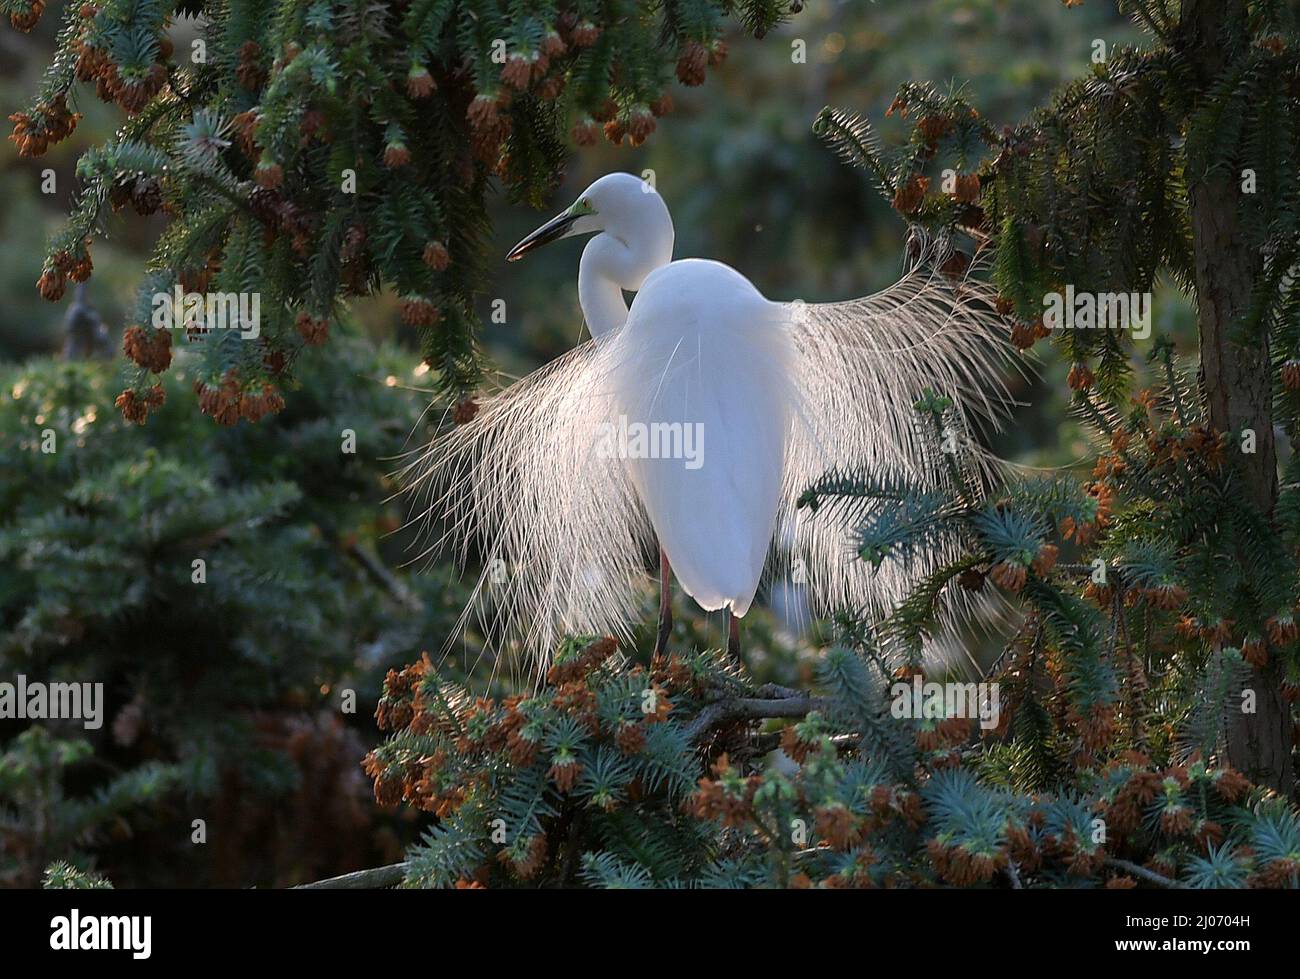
[506,172,673,265]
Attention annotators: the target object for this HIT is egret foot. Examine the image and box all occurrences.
[654,550,672,658]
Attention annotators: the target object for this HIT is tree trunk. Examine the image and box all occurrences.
[1184,0,1293,796]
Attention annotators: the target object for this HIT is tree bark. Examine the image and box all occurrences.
[1184,0,1293,796]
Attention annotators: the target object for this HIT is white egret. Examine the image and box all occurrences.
[406,172,1015,666]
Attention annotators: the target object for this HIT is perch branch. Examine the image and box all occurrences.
[294,861,409,889]
[686,693,825,741]
[1103,856,1183,889]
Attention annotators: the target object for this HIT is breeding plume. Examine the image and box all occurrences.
[406,172,1014,665]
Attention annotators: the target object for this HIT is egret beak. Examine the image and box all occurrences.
[506,208,580,262]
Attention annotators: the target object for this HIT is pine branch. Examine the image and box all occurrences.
[1103,856,1183,889]
[684,693,827,741]
[293,862,409,889]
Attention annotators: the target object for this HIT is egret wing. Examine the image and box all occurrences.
[776,251,1020,633]
[401,340,654,665]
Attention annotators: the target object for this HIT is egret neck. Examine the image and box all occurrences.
[577,204,674,338]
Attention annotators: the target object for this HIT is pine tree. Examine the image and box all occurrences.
[810,1,1300,794]
[0,337,466,886]
[4,0,794,423]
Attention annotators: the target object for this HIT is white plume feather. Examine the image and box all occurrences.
[401,240,1019,669]
[774,242,1020,630]
[401,342,655,658]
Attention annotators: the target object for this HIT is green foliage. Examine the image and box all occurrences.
[7,0,800,413]
[809,2,1300,793]
[371,606,1297,889]
[1,728,175,887]
[0,338,465,886]
[368,638,743,888]
[43,859,115,890]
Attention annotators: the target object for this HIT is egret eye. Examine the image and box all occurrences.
[582,197,591,208]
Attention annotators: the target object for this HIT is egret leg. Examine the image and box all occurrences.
[727,611,741,661]
[653,549,672,657]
